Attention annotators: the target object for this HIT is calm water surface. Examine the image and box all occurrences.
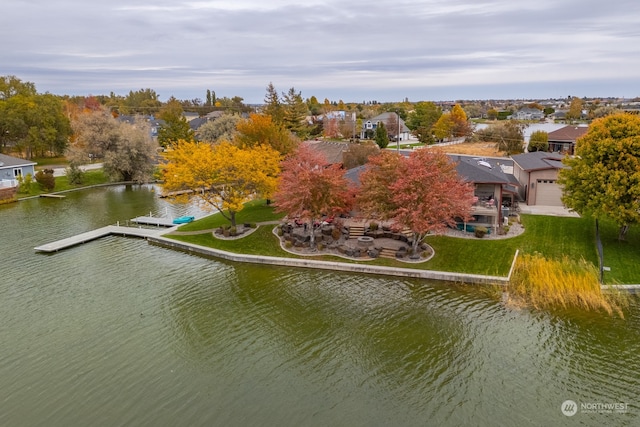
[1,185,639,426]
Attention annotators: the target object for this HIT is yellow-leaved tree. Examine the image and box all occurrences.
[162,140,281,226]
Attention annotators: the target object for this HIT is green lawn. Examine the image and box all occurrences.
[169,203,640,284]
[17,169,110,198]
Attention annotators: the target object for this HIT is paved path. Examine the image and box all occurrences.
[52,163,103,177]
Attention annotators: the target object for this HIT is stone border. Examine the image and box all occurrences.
[149,234,509,285]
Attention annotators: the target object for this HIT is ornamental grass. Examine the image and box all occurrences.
[507,253,629,318]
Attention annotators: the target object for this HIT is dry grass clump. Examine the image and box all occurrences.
[507,253,629,317]
[435,142,505,157]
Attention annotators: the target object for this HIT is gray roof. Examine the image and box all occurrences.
[511,151,566,171]
[448,154,517,185]
[0,153,36,169]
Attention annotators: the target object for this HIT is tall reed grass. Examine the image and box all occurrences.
[507,253,629,317]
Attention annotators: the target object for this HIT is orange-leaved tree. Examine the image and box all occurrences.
[357,149,474,253]
[233,113,299,155]
[162,140,281,226]
[273,144,353,248]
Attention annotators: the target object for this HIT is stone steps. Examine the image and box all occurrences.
[379,247,398,259]
[348,225,365,238]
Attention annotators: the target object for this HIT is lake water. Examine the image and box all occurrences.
[1,185,638,426]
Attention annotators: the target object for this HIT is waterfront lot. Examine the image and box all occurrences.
[169,201,640,284]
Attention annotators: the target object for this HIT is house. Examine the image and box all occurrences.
[449,155,521,233]
[547,125,589,154]
[0,153,36,188]
[512,107,544,121]
[361,112,410,141]
[511,151,566,206]
[303,140,351,165]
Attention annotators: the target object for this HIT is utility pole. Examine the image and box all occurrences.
[396,110,401,152]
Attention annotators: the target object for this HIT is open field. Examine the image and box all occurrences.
[431,141,506,157]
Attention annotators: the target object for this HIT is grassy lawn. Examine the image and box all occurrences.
[169,202,640,283]
[17,169,110,198]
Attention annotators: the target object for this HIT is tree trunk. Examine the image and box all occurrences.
[618,224,629,241]
[308,219,316,248]
[230,210,237,227]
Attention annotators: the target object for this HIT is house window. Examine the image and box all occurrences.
[13,168,22,178]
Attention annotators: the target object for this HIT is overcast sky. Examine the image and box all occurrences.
[2,0,640,103]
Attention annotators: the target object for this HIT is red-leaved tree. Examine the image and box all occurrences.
[274,144,353,248]
[357,149,474,253]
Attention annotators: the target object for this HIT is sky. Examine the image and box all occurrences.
[2,0,640,104]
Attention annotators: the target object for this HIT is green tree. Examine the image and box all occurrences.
[282,87,309,139]
[263,82,284,124]
[120,88,162,115]
[374,121,389,149]
[528,130,549,152]
[558,113,640,241]
[157,97,195,147]
[406,101,442,143]
[0,78,71,157]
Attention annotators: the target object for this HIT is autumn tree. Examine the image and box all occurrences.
[432,114,454,141]
[273,144,353,247]
[528,130,548,152]
[450,104,473,138]
[69,108,158,182]
[196,114,241,143]
[234,113,299,155]
[323,116,340,139]
[566,97,584,122]
[162,140,281,226]
[558,113,640,240]
[357,149,474,253]
[157,97,195,147]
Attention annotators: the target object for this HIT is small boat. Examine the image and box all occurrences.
[172,216,195,224]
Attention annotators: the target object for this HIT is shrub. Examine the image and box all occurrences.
[17,173,33,194]
[65,163,85,184]
[331,226,341,240]
[229,226,237,235]
[35,169,55,191]
[369,222,379,231]
[475,226,488,238]
[284,241,293,248]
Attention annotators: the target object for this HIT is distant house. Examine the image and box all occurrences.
[547,125,589,154]
[511,151,566,206]
[361,112,410,141]
[512,107,544,121]
[0,153,36,188]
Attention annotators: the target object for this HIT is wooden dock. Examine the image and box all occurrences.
[131,216,177,227]
[34,225,166,253]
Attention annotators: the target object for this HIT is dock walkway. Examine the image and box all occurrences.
[131,216,177,227]
[34,225,170,253]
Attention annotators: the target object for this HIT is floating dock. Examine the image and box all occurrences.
[34,225,167,253]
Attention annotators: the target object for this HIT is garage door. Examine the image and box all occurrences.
[536,179,563,206]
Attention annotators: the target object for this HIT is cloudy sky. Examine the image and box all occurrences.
[2,0,640,103]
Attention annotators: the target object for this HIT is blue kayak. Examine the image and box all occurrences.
[172,216,195,224]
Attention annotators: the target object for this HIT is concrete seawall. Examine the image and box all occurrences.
[148,235,510,285]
